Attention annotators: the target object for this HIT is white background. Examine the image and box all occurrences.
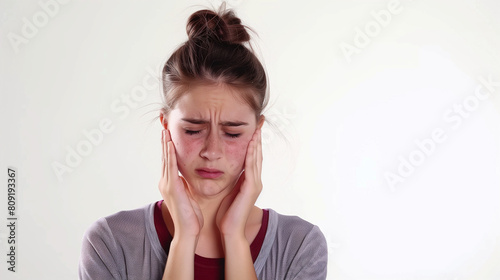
[1,0,500,279]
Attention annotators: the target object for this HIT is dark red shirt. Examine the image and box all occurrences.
[154,200,269,280]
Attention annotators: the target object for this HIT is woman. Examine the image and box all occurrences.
[78,3,327,280]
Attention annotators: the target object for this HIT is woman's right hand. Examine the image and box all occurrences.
[159,129,204,238]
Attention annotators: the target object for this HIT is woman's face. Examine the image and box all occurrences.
[162,83,263,199]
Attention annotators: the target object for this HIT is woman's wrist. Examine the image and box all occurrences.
[171,234,199,250]
[222,234,257,280]
[219,224,245,238]
[163,236,198,280]
[222,232,250,250]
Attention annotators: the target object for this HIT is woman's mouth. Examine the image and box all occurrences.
[195,168,224,179]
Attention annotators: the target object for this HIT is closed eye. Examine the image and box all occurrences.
[185,130,201,135]
[226,133,241,138]
[185,130,241,138]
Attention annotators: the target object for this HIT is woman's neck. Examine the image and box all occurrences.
[192,190,230,258]
[161,185,263,259]
[160,190,228,258]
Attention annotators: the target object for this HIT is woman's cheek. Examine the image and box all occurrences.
[172,134,199,172]
[226,139,250,172]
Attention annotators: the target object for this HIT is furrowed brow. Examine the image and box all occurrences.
[219,121,248,127]
[181,118,248,127]
[181,118,209,125]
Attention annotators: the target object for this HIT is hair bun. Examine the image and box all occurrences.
[186,5,250,44]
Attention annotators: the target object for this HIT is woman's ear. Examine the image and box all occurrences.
[159,112,168,130]
[257,115,265,130]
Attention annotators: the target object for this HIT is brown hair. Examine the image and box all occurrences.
[160,3,269,122]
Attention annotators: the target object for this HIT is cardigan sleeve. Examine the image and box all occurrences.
[286,225,328,280]
[78,217,123,280]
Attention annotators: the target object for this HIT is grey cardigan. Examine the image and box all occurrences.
[78,202,328,279]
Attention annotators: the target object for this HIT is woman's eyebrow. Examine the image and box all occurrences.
[181,118,248,127]
[220,121,249,127]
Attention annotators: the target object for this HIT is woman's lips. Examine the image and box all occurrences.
[195,168,223,179]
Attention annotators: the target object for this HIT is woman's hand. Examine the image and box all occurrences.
[216,128,262,280]
[216,128,263,239]
[160,129,200,279]
[159,129,204,238]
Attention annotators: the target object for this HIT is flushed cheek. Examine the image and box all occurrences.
[226,140,250,173]
[171,133,251,175]
[171,135,200,174]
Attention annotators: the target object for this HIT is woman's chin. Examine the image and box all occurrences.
[190,179,231,198]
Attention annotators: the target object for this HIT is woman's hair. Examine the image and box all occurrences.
[160,3,269,121]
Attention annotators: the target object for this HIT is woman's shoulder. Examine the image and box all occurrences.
[263,208,327,252]
[256,209,328,279]
[79,202,163,279]
[82,202,154,241]
[268,209,324,237]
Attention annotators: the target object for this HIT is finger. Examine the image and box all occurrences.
[162,130,166,178]
[180,175,191,194]
[251,129,259,178]
[223,171,244,209]
[250,131,261,187]
[233,170,245,191]
[165,129,172,142]
[256,128,262,176]
[167,139,179,181]
[162,129,174,178]
[245,132,256,175]
[163,129,170,179]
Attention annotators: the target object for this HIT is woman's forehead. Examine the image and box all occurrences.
[172,84,255,119]
[171,105,254,124]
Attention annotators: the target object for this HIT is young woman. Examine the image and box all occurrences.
[79,3,327,280]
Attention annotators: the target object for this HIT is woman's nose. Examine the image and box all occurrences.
[199,130,223,161]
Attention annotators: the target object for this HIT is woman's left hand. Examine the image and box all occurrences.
[216,128,263,239]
